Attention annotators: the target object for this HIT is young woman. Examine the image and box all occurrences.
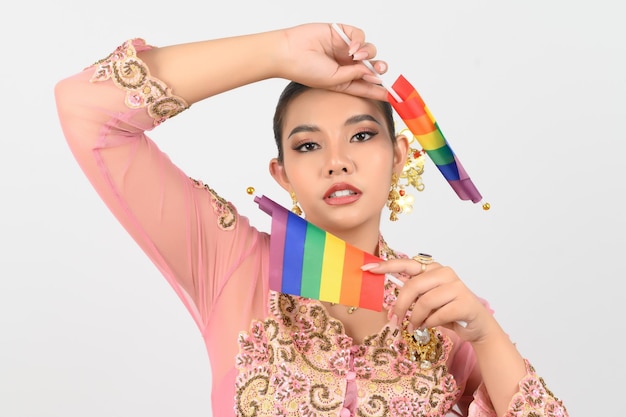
[55,23,569,417]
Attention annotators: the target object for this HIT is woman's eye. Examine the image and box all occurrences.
[294,142,320,152]
[351,130,376,142]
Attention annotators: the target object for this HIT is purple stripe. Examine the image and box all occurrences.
[269,207,288,291]
[449,178,482,203]
[255,195,288,291]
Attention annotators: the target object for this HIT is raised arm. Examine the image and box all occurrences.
[137,23,389,105]
[54,24,388,381]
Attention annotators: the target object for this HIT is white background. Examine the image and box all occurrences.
[2,1,624,416]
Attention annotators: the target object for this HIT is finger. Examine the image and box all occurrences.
[384,273,467,330]
[408,281,461,328]
[361,258,442,278]
[331,24,381,76]
[369,59,388,75]
[333,24,366,55]
[333,78,389,101]
[392,266,452,320]
[362,74,384,85]
[332,59,382,84]
[351,41,379,62]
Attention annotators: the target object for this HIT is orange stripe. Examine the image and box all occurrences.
[403,114,435,136]
[339,244,363,307]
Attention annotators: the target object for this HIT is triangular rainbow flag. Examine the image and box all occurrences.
[255,195,385,311]
[388,75,482,203]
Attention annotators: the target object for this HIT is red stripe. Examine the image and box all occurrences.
[359,252,385,311]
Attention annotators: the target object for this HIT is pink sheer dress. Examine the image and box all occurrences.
[54,39,569,417]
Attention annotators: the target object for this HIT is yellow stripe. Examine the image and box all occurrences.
[424,106,437,124]
[319,234,345,303]
[416,129,446,150]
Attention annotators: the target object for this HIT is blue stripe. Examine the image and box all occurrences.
[282,212,307,295]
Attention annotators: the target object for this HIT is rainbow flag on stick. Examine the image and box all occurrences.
[255,195,385,311]
[388,75,482,203]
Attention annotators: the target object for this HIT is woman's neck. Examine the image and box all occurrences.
[328,223,381,257]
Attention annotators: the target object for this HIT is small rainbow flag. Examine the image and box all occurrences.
[388,75,482,203]
[255,195,385,311]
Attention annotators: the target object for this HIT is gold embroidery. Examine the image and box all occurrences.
[234,290,459,417]
[89,39,189,125]
[490,360,569,417]
[189,178,237,230]
[358,394,388,417]
[234,239,569,417]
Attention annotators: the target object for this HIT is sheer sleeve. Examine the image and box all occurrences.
[444,299,569,417]
[54,39,271,383]
[465,359,569,417]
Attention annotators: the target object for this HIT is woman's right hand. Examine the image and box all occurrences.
[277,23,390,101]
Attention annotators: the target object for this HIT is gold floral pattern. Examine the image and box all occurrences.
[189,178,237,230]
[234,237,569,417]
[89,39,189,125]
[234,291,458,417]
[502,363,568,417]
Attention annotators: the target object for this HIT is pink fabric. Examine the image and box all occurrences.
[55,40,271,415]
[55,39,568,417]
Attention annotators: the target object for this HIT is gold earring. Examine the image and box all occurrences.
[387,173,402,221]
[290,191,302,216]
[386,128,427,221]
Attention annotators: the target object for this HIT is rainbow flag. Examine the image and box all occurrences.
[255,195,385,311]
[389,75,482,203]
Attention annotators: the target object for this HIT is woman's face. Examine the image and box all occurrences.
[270,88,408,236]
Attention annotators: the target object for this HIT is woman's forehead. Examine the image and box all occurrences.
[283,89,384,126]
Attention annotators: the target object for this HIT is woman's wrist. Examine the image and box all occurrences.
[136,28,287,105]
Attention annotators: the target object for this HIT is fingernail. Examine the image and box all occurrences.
[361,263,379,271]
[362,74,382,84]
[377,62,387,73]
[388,313,398,325]
[352,51,368,60]
[348,41,359,56]
[406,322,414,334]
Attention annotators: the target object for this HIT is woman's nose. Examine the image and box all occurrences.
[328,166,348,175]
[324,144,354,176]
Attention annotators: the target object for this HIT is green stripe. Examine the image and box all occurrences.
[300,223,325,299]
[426,144,455,165]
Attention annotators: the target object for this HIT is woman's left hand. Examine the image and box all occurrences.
[363,257,496,343]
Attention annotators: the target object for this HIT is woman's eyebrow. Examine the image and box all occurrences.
[287,124,319,140]
[345,114,382,126]
[287,114,381,140]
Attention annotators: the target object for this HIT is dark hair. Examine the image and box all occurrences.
[272,82,396,162]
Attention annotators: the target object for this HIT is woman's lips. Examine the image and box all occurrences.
[324,183,362,205]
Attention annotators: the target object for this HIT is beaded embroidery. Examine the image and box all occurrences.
[190,178,237,230]
[89,39,189,125]
[234,238,460,417]
[233,237,569,416]
[504,362,569,417]
[234,295,458,417]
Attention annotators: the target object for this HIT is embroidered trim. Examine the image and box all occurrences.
[234,291,458,416]
[378,235,403,311]
[232,234,568,416]
[502,360,569,417]
[89,39,189,125]
[189,178,237,230]
[234,241,461,417]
